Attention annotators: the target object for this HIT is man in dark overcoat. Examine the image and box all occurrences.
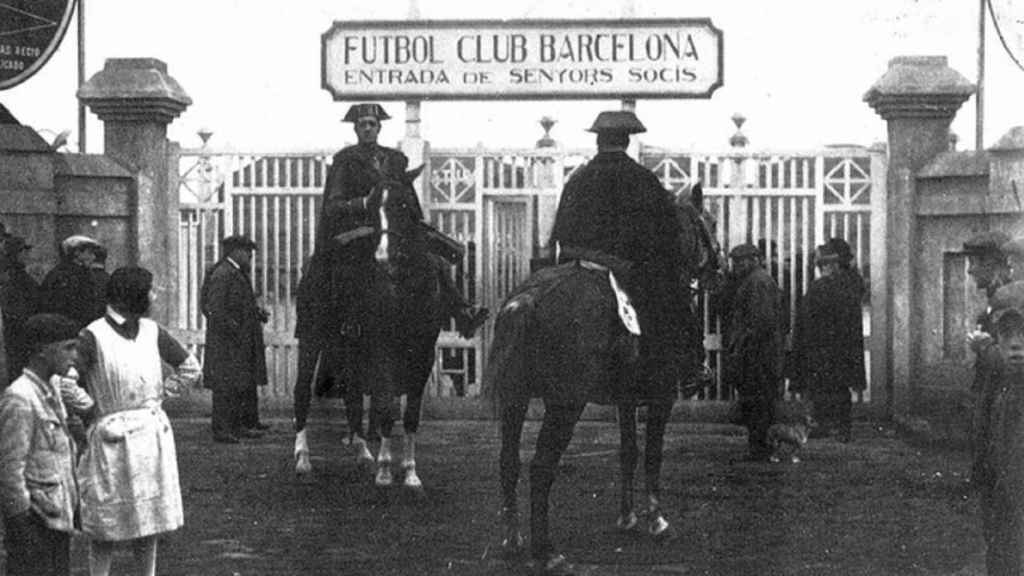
[550,110,690,404]
[0,236,40,380]
[40,236,103,331]
[201,235,269,443]
[791,239,866,442]
[963,232,1013,487]
[718,243,785,461]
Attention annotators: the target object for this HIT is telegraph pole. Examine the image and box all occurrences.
[77,0,86,152]
[977,0,985,150]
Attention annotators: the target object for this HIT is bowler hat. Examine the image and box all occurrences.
[729,243,761,261]
[586,111,647,135]
[23,313,80,350]
[963,231,1011,257]
[221,235,257,251]
[60,234,101,257]
[815,243,840,265]
[342,103,391,123]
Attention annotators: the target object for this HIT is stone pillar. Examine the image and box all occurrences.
[78,58,191,326]
[864,55,974,417]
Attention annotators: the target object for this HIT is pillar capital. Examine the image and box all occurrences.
[864,56,974,120]
[78,58,192,124]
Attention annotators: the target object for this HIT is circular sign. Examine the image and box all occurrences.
[0,0,76,90]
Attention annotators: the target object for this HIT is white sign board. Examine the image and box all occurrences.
[322,19,723,100]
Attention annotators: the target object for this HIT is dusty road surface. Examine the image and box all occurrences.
[1,413,987,575]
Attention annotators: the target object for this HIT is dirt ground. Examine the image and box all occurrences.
[1,410,988,576]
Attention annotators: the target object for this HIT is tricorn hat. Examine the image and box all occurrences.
[342,103,391,123]
[729,243,761,261]
[586,111,647,135]
[221,234,257,252]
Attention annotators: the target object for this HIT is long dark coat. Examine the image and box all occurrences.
[298,143,414,343]
[720,265,785,398]
[40,260,100,330]
[1,264,39,376]
[200,259,267,391]
[550,151,689,398]
[791,268,867,395]
[314,143,410,253]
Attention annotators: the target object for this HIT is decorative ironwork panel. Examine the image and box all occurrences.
[429,156,476,205]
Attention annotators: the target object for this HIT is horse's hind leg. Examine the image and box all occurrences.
[642,399,674,538]
[529,402,585,571]
[617,401,640,531]
[499,395,528,557]
[293,343,319,475]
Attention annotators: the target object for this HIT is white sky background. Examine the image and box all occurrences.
[2,0,1023,153]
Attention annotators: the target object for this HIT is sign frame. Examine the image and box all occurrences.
[0,0,77,90]
[321,18,724,101]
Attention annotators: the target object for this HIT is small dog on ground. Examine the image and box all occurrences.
[766,414,815,464]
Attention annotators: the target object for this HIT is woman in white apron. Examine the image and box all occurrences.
[76,267,200,576]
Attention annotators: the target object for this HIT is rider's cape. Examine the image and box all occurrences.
[487,261,638,407]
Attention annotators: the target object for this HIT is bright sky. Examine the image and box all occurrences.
[2,0,1023,153]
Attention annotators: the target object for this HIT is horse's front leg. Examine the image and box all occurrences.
[370,381,398,487]
[617,401,639,531]
[529,402,585,575]
[642,399,674,539]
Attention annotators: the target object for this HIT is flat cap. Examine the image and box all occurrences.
[729,243,761,260]
[963,231,1011,256]
[23,313,80,349]
[60,235,101,257]
[221,234,257,251]
[342,103,391,123]
[586,111,646,135]
[825,237,854,263]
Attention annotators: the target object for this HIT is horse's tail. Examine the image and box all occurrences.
[485,293,535,419]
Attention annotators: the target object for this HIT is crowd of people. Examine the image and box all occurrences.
[2,102,1019,575]
[0,235,201,576]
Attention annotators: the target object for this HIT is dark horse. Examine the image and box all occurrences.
[293,167,446,488]
[492,203,716,574]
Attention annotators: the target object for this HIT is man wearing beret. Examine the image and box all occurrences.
[717,243,785,461]
[0,313,81,575]
[200,235,270,443]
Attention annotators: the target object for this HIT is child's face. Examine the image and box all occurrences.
[40,339,79,377]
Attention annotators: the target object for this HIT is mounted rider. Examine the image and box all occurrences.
[309,102,487,340]
[292,103,487,437]
[550,110,692,404]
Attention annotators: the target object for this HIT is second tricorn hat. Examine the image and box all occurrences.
[342,103,391,123]
[586,111,647,135]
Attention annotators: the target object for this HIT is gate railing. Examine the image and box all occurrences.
[171,143,885,405]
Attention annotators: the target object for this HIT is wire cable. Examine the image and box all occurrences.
[988,0,1024,73]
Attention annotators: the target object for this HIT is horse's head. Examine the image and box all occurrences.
[370,165,427,269]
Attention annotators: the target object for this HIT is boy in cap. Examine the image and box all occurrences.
[200,234,270,443]
[975,285,1024,575]
[0,313,82,576]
